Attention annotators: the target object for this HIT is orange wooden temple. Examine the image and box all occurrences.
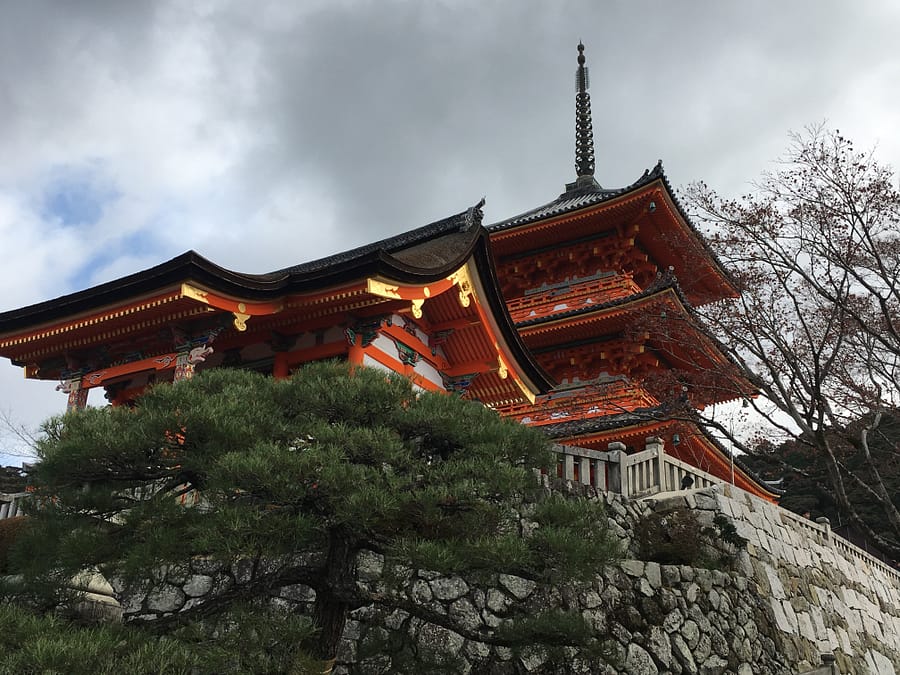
[0,204,550,413]
[0,44,776,501]
[488,44,777,501]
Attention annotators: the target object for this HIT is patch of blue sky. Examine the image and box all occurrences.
[67,228,167,291]
[40,162,121,227]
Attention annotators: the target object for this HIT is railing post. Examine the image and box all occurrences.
[579,457,591,486]
[816,516,832,543]
[607,442,625,497]
[0,493,27,520]
[593,458,607,491]
[563,453,575,482]
[645,436,665,492]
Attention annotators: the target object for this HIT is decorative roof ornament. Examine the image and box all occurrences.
[575,42,594,178]
[565,42,602,195]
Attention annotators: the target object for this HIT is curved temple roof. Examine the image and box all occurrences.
[0,202,487,333]
[0,201,553,401]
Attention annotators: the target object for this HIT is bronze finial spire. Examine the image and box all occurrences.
[564,43,601,196]
[575,42,595,179]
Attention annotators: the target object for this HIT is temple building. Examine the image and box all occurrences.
[0,44,776,502]
[0,204,550,412]
[488,44,776,501]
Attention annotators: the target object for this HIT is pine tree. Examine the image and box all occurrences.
[5,362,619,666]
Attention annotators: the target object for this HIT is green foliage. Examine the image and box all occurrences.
[392,494,619,581]
[711,513,747,550]
[635,507,744,569]
[635,508,703,566]
[0,602,321,674]
[7,362,620,661]
[0,516,26,574]
[0,466,26,493]
[496,608,593,645]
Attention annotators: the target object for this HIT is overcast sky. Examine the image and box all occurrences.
[2,0,899,464]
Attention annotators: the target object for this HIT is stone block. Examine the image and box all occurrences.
[182,574,214,598]
[681,619,700,649]
[699,654,728,675]
[383,608,409,631]
[464,640,490,660]
[763,564,786,600]
[409,579,432,603]
[279,583,316,603]
[693,491,719,511]
[624,643,659,675]
[430,576,469,601]
[684,582,700,604]
[579,589,602,609]
[519,646,549,672]
[146,584,186,614]
[355,551,384,582]
[449,598,481,633]
[660,565,681,586]
[671,634,697,672]
[662,608,684,633]
[621,559,645,578]
[770,597,799,635]
[694,633,712,664]
[417,622,464,655]
[647,625,672,668]
[498,573,536,600]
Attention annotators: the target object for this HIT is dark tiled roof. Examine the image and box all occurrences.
[270,201,484,277]
[488,163,664,232]
[0,202,487,332]
[539,405,669,439]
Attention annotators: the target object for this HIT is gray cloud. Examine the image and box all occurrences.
[2,0,899,461]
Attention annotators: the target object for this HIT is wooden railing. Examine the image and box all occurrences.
[551,437,717,499]
[501,380,659,426]
[508,272,641,323]
[0,492,28,520]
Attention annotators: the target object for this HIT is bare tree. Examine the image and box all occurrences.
[0,408,39,464]
[685,125,900,555]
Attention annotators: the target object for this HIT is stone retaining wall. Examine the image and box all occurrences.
[104,484,900,674]
[707,485,900,674]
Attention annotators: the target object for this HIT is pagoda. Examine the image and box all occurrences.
[0,203,550,412]
[488,44,777,501]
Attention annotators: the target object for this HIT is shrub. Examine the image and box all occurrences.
[635,507,745,568]
[0,517,27,574]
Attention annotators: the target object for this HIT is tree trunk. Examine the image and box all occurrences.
[821,437,900,558]
[312,528,357,662]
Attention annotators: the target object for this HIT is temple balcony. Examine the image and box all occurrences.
[507,272,641,324]
[499,379,659,427]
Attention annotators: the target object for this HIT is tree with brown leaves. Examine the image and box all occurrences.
[685,125,900,556]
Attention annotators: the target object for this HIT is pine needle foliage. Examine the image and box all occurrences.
[0,602,320,674]
[7,362,619,661]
